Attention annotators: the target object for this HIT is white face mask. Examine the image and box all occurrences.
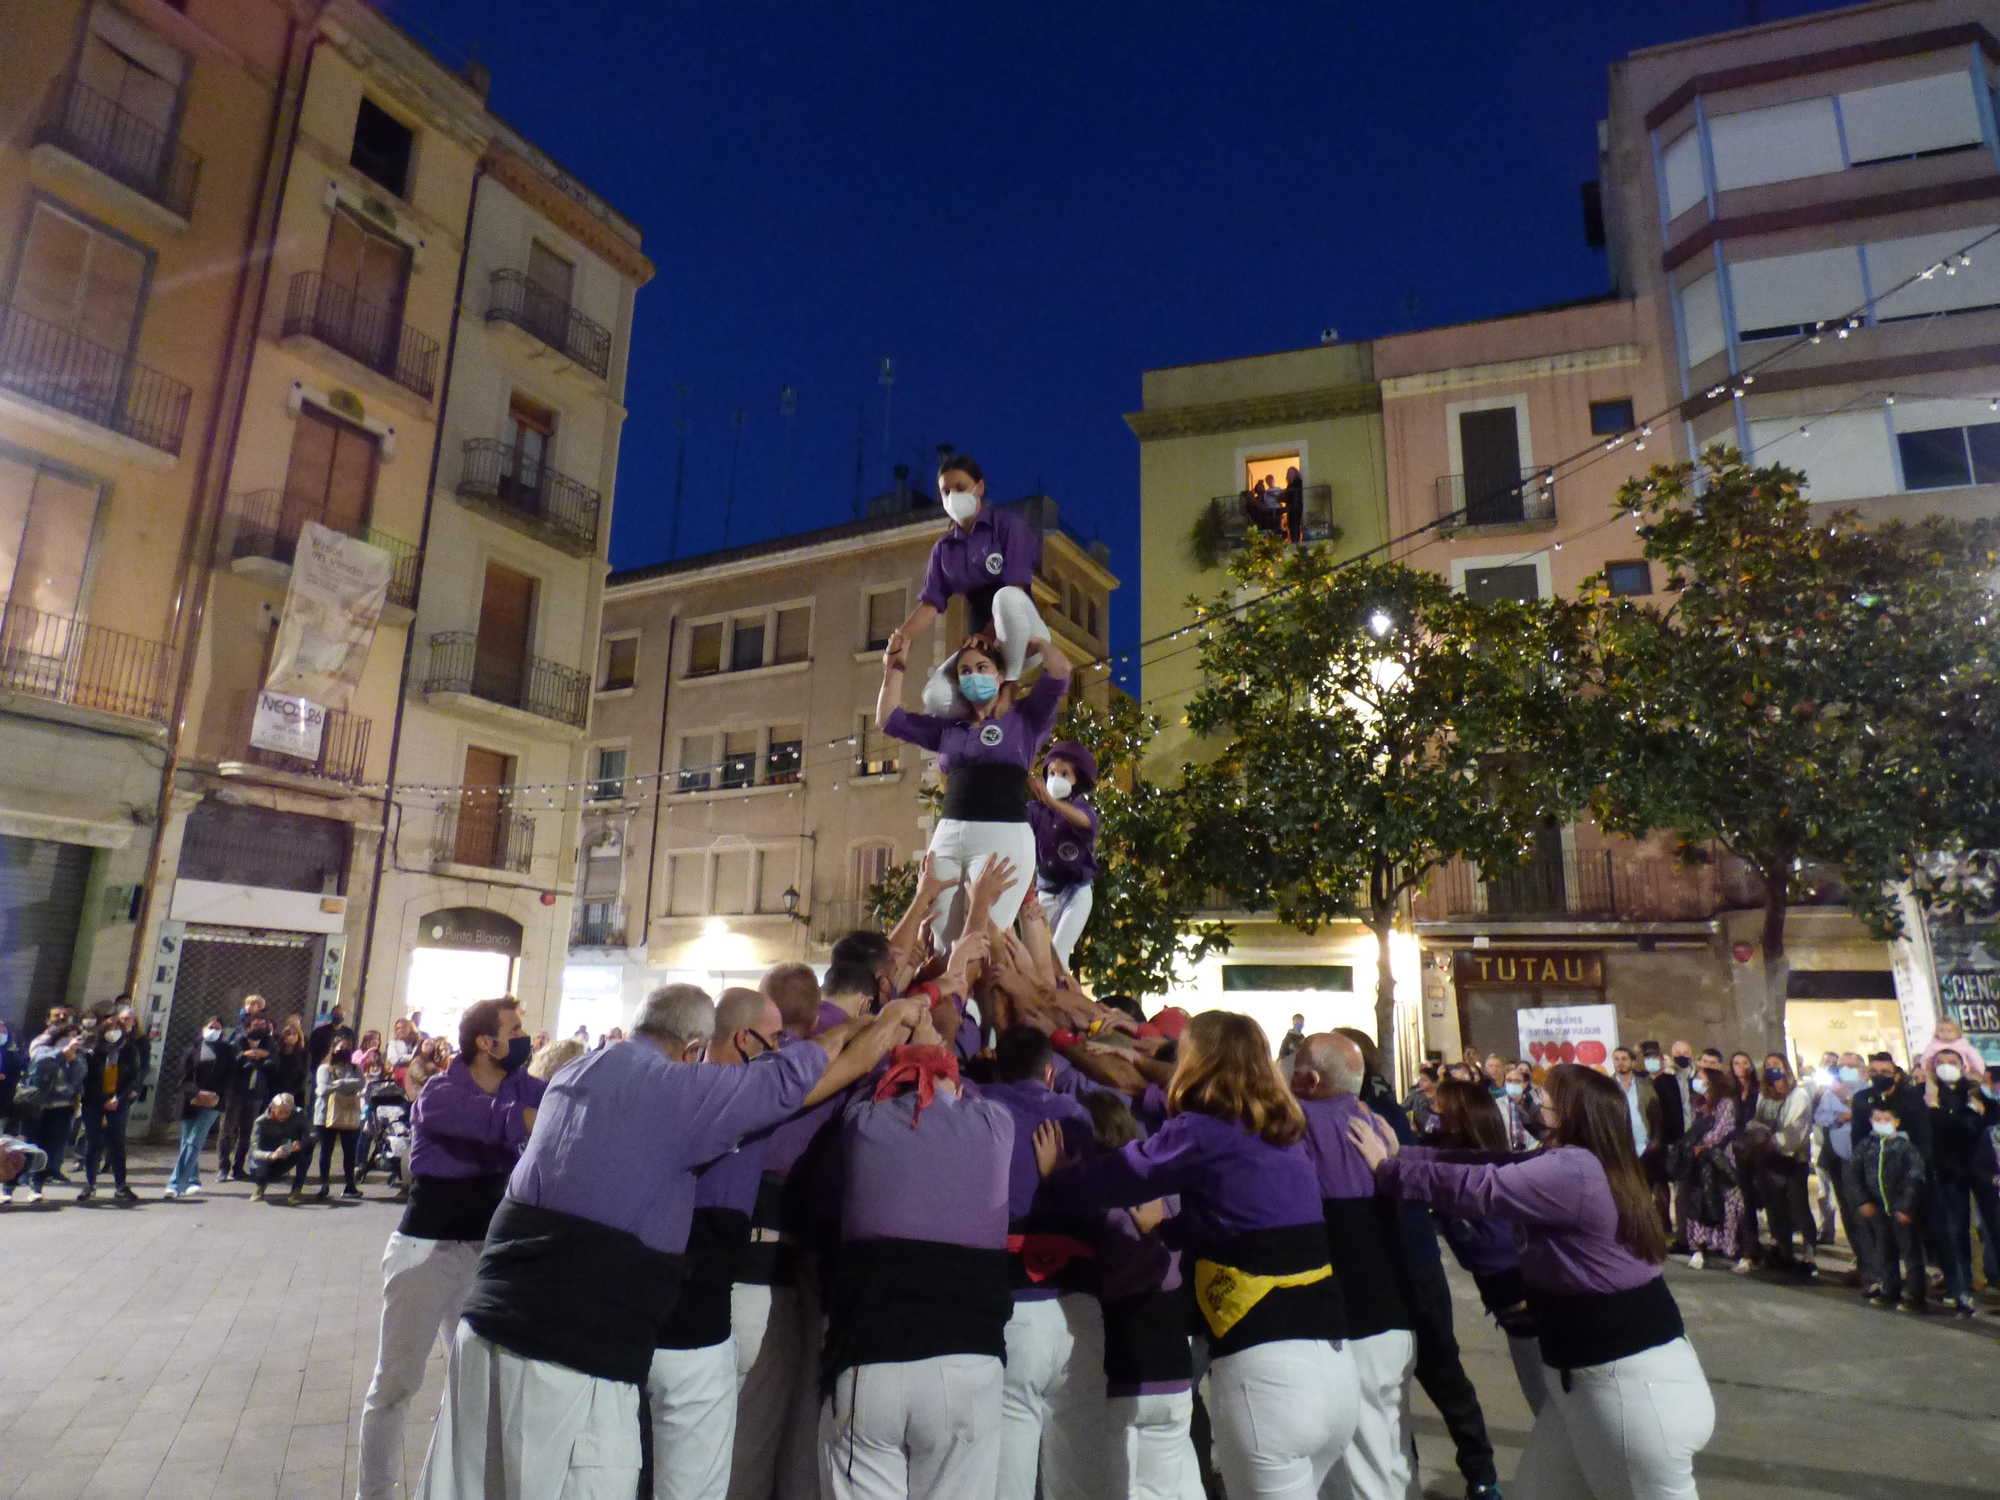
[1643,1056,1663,1074]
[1870,1119,1897,1137]
[203,1027,222,1043]
[1691,1077,1708,1096]
[1045,774,1073,801]
[1935,1064,1962,1085]
[942,488,979,525]
[103,1029,123,1044]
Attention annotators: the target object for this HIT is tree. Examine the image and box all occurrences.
[1586,448,1999,1050]
[1186,539,1592,1062]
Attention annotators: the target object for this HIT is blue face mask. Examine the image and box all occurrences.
[1504,1081,1525,1098]
[1838,1066,1861,1085]
[959,671,999,704]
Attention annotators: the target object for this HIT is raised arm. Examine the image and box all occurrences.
[1372,1141,1595,1229]
[801,997,926,1107]
[876,638,909,731]
[889,599,940,657]
[887,852,952,990]
[1030,776,1095,830]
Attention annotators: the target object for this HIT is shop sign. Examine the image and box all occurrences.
[1453,949,1603,989]
[418,905,524,956]
[1517,1002,1619,1073]
[249,690,325,760]
[1931,917,2000,1066]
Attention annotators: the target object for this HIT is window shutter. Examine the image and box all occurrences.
[773,606,811,664]
[1840,73,1983,164]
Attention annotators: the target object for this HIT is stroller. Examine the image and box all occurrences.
[357,1078,412,1189]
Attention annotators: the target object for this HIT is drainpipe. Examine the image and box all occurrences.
[352,163,485,1035]
[639,614,679,960]
[125,19,326,996]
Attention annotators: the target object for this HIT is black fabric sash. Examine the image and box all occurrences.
[737,1169,792,1287]
[820,1237,1012,1396]
[942,765,1030,823]
[658,1207,750,1350]
[1526,1275,1684,1373]
[1321,1196,1412,1340]
[1102,1288,1193,1390]
[1005,1213,1102,1297]
[398,1173,508,1242]
[1194,1222,1346,1360]
[462,1198,686,1385]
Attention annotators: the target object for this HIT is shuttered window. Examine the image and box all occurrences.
[1728,247,1866,340]
[1660,129,1705,219]
[865,588,904,649]
[687,622,723,676]
[0,835,93,1034]
[1709,97,1843,192]
[1840,73,1984,165]
[678,734,713,793]
[712,850,751,914]
[1866,227,2000,321]
[1678,273,1725,366]
[773,606,810,664]
[0,455,99,619]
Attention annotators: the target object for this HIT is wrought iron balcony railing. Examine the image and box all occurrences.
[0,601,172,723]
[1436,468,1556,528]
[218,490,419,609]
[423,631,591,730]
[1412,851,1732,923]
[1196,485,1336,558]
[39,76,201,219]
[281,272,439,400]
[455,438,601,553]
[571,900,626,948]
[432,802,535,873]
[0,304,191,455]
[224,689,370,783]
[486,269,612,379]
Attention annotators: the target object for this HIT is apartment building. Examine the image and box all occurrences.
[564,492,1118,1034]
[0,0,295,1051]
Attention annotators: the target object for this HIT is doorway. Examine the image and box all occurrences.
[473,561,534,707]
[455,746,514,868]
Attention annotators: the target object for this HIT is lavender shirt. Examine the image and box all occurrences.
[695,1126,769,1214]
[980,1077,1097,1220]
[920,504,1040,615]
[1297,1094,1379,1201]
[1045,1111,1323,1249]
[1376,1145,1661,1296]
[884,671,1065,775]
[814,1000,854,1035]
[839,1087,1013,1249]
[1029,798,1099,888]
[408,1061,545,1179]
[508,1037,826,1254]
[1097,1198,1183,1301]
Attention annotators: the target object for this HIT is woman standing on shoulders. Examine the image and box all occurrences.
[1350,1063,1714,1500]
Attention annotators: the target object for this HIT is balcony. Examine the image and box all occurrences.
[36,76,202,225]
[1189,485,1335,568]
[0,601,172,726]
[218,490,419,610]
[0,305,191,457]
[432,802,535,874]
[1412,851,1733,924]
[422,631,590,731]
[219,688,370,786]
[571,899,626,948]
[1436,468,1556,529]
[808,898,881,948]
[454,438,602,555]
[281,272,439,400]
[486,269,611,380]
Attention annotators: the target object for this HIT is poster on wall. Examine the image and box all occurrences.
[265,521,391,711]
[1517,1003,1618,1076]
[1929,912,2000,1067]
[249,690,325,760]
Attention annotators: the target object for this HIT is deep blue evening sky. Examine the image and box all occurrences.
[389,0,1842,678]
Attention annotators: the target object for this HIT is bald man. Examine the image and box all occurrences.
[1293,1034,1420,1500]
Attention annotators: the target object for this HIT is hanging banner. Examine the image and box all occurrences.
[265,521,391,710]
[1927,910,2000,1068]
[1517,1002,1619,1076]
[249,689,326,760]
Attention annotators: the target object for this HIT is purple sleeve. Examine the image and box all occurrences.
[953,1014,982,1062]
[1044,1114,1202,1213]
[1012,672,1066,744]
[920,542,951,611]
[883,706,946,751]
[1000,511,1038,590]
[1377,1144,1595,1228]
[413,1073,525,1151]
[679,1042,830,1163]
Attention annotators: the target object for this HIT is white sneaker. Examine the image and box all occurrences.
[16,1187,41,1204]
[161,1187,179,1200]
[1733,1258,1755,1275]
[1687,1251,1706,1269]
[0,1190,11,1205]
[182,1183,202,1197]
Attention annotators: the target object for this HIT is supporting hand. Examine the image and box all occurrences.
[1032,1118,1071,1178]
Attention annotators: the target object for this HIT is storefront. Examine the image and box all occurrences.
[406,906,522,1044]
[1784,969,1907,1067]
[1451,947,1605,1061]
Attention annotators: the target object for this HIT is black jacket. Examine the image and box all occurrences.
[251,1110,311,1166]
[1853,1131,1925,1216]
[79,1034,144,1110]
[1849,1078,1933,1162]
[180,1037,236,1109]
[1930,1083,1993,1187]
[272,1040,310,1102]
[1652,1069,1693,1146]
[232,1029,280,1105]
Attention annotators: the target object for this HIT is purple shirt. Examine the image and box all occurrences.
[980,1077,1097,1221]
[1097,1198,1183,1302]
[1045,1110,1323,1249]
[920,503,1040,613]
[1376,1145,1660,1296]
[839,1087,1013,1250]
[1049,1054,1118,1106]
[508,1037,827,1254]
[814,1000,854,1035]
[884,672,1065,774]
[1298,1094,1379,1201]
[1029,798,1099,888]
[695,1121,770,1214]
[408,1061,545,1179]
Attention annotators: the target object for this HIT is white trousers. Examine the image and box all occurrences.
[1321,1329,1417,1500]
[731,1282,771,1391]
[1507,1332,1550,1415]
[927,821,1038,950]
[1105,1388,1203,1500]
[728,1283,798,1500]
[1512,1338,1714,1500]
[649,1341,739,1500]
[1041,882,1094,970]
[359,1234,481,1500]
[998,1294,1109,1500]
[416,1323,641,1500]
[819,1354,1003,1500]
[920,586,1046,713]
[1206,1339,1359,1500]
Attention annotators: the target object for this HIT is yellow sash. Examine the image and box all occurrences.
[1192,1257,1332,1339]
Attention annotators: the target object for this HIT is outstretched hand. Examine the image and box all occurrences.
[1032,1118,1072,1178]
[1346,1106,1399,1170]
[968,855,1020,916]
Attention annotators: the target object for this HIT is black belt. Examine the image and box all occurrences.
[1103,1288,1192,1390]
[1191,1223,1346,1359]
[1322,1196,1412,1339]
[1527,1275,1684,1380]
[659,1207,750,1349]
[942,765,1030,823]
[398,1173,508,1242]
[820,1238,1011,1396]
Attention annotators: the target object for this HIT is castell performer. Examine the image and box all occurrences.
[357,997,543,1500]
[877,611,1070,947]
[1350,1062,1717,1500]
[886,453,1050,716]
[1026,741,1099,971]
[415,984,920,1500]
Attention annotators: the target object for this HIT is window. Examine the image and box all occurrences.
[677,734,713,793]
[1605,560,1653,597]
[283,404,378,537]
[589,747,628,802]
[322,208,410,367]
[12,201,147,357]
[687,621,723,676]
[1728,246,1866,342]
[756,848,796,914]
[713,849,751,914]
[729,615,765,672]
[1457,408,1526,524]
[601,634,637,691]
[527,242,574,310]
[667,853,705,915]
[1086,598,1100,639]
[1897,423,2000,490]
[1747,413,1899,503]
[1588,399,1635,436]
[1221,964,1353,992]
[853,843,893,900]
[75,16,185,191]
[473,561,535,706]
[1243,452,1299,491]
[0,454,100,620]
[865,588,904,650]
[1708,97,1844,193]
[455,746,514,868]
[1463,564,1541,605]
[720,730,758,789]
[1067,583,1082,622]
[858,713,899,776]
[350,98,413,198]
[505,393,556,502]
[1839,73,1983,166]
[1678,272,1725,366]
[766,724,803,784]
[1866,228,2000,323]
[773,606,811,665]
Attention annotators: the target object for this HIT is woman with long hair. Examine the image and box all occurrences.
[1685,1065,1750,1272]
[1350,1063,1714,1499]
[1034,1011,1357,1500]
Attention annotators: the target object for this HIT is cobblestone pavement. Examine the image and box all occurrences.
[2,1145,1998,1500]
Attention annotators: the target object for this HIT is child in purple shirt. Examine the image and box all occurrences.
[1027,740,1100,971]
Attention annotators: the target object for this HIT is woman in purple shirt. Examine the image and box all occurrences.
[1033,1011,1358,1500]
[1350,1063,1715,1500]
[1027,740,1099,971]
[878,628,1070,946]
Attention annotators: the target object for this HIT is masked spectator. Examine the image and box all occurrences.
[166,1018,234,1199]
[78,1010,143,1203]
[314,1039,367,1200]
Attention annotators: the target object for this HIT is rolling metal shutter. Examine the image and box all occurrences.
[0,834,94,1034]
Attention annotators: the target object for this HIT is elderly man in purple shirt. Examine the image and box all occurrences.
[886,454,1049,716]
[358,997,543,1500]
[417,984,915,1500]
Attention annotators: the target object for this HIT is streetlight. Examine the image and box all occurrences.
[1368,611,1393,637]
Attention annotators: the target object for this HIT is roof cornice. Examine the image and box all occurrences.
[1124,381,1381,441]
